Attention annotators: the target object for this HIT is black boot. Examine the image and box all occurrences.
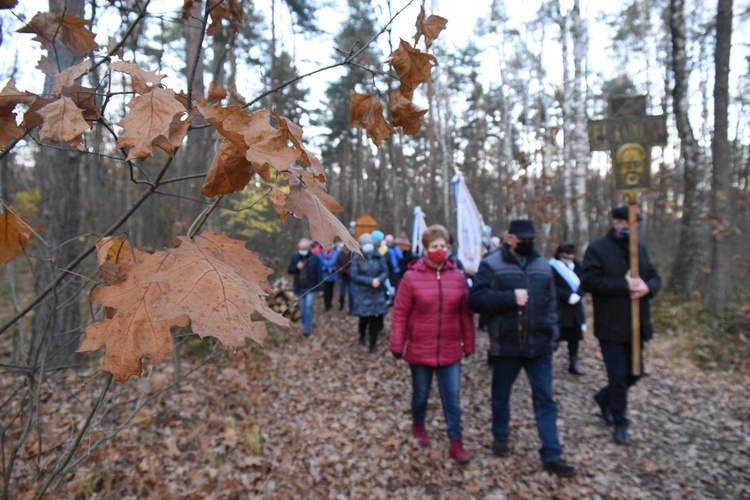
[568,341,585,376]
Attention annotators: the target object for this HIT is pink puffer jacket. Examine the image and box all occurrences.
[389,258,475,366]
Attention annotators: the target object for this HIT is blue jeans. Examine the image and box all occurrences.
[491,354,562,462]
[597,340,642,427]
[410,362,463,438]
[298,289,315,334]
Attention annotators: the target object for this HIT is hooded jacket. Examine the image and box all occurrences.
[389,258,475,366]
[469,244,559,358]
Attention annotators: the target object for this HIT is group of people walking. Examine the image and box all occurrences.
[289,206,660,476]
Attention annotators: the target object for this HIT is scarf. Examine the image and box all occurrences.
[549,258,580,293]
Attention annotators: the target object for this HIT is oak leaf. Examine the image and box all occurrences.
[116,87,189,160]
[350,93,393,147]
[414,7,448,50]
[37,96,92,150]
[0,80,36,149]
[95,235,133,283]
[207,80,227,103]
[80,251,189,381]
[107,36,124,59]
[0,0,18,9]
[0,209,36,265]
[50,59,90,95]
[111,61,167,95]
[389,39,437,99]
[199,104,299,171]
[274,109,325,182]
[36,55,60,76]
[148,233,287,348]
[22,96,55,129]
[390,89,428,135]
[202,138,257,197]
[17,12,98,56]
[282,171,359,253]
[61,84,99,121]
[268,187,288,223]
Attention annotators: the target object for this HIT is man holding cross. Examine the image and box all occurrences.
[580,207,661,445]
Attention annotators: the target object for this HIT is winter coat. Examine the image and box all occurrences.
[469,244,559,358]
[335,250,353,280]
[389,258,476,367]
[580,229,661,343]
[350,250,389,317]
[287,252,323,295]
[319,249,339,283]
[550,259,586,329]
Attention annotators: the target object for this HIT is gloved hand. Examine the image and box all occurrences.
[392,352,402,359]
[568,293,581,305]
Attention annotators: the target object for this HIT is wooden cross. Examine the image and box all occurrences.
[588,95,667,375]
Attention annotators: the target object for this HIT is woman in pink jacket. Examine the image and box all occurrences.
[389,224,476,463]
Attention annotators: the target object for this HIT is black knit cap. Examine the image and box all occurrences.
[508,219,537,238]
[612,206,643,222]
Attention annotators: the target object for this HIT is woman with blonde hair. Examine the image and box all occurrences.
[389,224,476,463]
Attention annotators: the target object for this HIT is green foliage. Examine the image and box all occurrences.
[651,293,750,375]
[14,188,40,218]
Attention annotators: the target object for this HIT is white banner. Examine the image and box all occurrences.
[452,172,485,274]
[411,206,428,257]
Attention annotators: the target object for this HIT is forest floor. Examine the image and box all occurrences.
[8,297,750,499]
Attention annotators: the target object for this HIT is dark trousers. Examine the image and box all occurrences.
[323,281,335,311]
[359,316,382,347]
[597,340,643,427]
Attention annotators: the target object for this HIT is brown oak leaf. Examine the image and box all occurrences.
[0,209,35,266]
[22,96,55,130]
[38,96,92,150]
[111,61,167,95]
[80,251,188,381]
[95,235,135,283]
[17,12,98,56]
[389,39,437,100]
[61,84,99,121]
[107,36,124,59]
[148,234,287,348]
[350,93,393,147]
[201,138,257,197]
[50,59,90,95]
[414,7,448,50]
[0,0,19,9]
[282,173,359,253]
[268,187,288,223]
[284,167,339,213]
[274,109,325,182]
[116,87,189,160]
[0,80,36,149]
[199,104,299,171]
[207,80,227,103]
[390,89,428,135]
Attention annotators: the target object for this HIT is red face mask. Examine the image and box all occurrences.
[427,248,447,265]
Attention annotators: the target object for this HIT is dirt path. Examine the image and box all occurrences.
[52,301,750,498]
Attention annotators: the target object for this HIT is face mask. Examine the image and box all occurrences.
[427,248,447,265]
[361,243,374,253]
[515,241,534,256]
[619,227,630,238]
[298,250,309,256]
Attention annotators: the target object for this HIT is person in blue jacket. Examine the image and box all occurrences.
[319,246,339,312]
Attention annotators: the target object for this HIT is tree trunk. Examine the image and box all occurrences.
[708,0,734,314]
[180,0,210,224]
[571,0,589,246]
[667,0,706,299]
[30,0,85,368]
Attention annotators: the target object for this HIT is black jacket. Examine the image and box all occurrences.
[288,252,323,294]
[580,229,661,343]
[469,244,559,358]
[550,259,586,329]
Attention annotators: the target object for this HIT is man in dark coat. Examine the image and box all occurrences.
[469,220,577,478]
[580,206,661,446]
[288,238,323,336]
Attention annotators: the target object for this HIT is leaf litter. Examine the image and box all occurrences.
[3,296,749,498]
